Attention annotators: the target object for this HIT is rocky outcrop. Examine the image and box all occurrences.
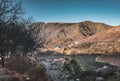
[95,77,105,81]
[79,21,110,37]
[96,66,114,77]
[96,55,120,66]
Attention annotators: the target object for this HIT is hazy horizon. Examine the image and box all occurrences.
[23,0,120,26]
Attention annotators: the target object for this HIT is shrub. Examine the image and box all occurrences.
[5,56,36,73]
[107,74,120,81]
[28,65,51,81]
[63,58,83,81]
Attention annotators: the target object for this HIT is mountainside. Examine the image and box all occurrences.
[28,21,120,54]
[80,26,120,54]
[81,26,120,42]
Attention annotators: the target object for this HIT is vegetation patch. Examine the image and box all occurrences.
[5,56,51,81]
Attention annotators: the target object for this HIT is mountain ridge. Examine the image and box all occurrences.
[29,21,120,55]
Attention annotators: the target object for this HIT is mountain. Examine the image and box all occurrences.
[79,26,120,54]
[82,26,120,42]
[29,21,120,54]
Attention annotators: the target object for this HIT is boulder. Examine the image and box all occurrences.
[0,68,9,75]
[0,75,13,81]
[95,77,105,81]
[96,65,114,77]
[52,58,65,65]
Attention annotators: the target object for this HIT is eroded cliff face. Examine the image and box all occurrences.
[28,21,120,54]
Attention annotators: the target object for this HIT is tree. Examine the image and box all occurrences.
[0,0,35,67]
[28,22,48,48]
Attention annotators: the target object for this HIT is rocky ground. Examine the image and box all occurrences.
[36,56,68,81]
[35,54,120,81]
[0,54,120,81]
[36,55,119,81]
[0,56,51,81]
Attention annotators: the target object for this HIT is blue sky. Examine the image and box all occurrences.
[22,0,120,26]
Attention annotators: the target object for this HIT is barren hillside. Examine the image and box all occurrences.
[28,21,120,54]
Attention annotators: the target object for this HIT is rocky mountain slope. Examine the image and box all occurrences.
[29,21,120,54]
[80,26,120,54]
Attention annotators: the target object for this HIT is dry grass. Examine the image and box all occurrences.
[5,56,51,81]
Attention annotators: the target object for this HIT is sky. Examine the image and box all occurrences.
[22,0,120,26]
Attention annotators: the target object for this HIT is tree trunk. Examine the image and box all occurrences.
[1,56,4,68]
[0,51,5,68]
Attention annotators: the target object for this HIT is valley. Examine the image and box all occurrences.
[1,0,120,81]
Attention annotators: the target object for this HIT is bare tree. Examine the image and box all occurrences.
[0,0,35,67]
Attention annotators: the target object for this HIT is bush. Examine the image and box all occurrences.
[107,74,120,81]
[5,56,36,73]
[5,56,51,81]
[80,71,97,81]
[63,58,83,81]
[28,65,51,81]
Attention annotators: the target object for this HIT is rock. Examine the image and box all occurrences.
[52,58,65,65]
[95,77,105,81]
[96,65,114,77]
[0,75,13,81]
[0,68,24,81]
[23,73,30,81]
[76,78,80,81]
[0,68,9,75]
[0,74,24,81]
